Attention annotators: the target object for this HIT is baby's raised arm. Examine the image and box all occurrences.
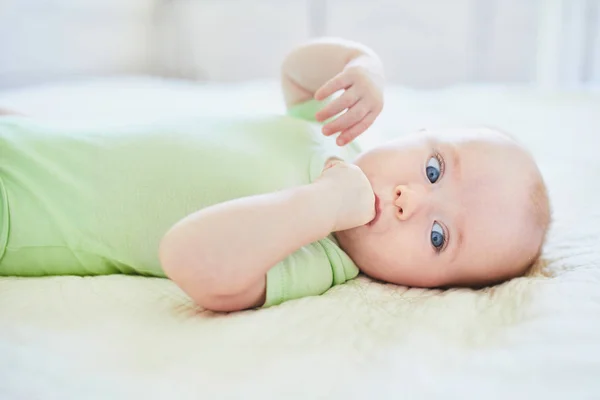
[281,38,384,145]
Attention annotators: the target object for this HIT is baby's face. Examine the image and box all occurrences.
[335,127,543,287]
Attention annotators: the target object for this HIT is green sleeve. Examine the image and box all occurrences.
[264,236,359,307]
[286,98,329,123]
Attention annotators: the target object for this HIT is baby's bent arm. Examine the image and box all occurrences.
[281,37,383,107]
[159,182,338,312]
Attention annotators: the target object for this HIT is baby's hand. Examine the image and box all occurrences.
[314,62,384,146]
[315,159,375,232]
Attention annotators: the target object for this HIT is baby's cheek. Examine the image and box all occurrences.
[394,234,436,271]
[372,231,413,264]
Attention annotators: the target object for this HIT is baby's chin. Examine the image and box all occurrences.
[333,230,400,283]
[333,228,365,265]
[332,228,352,253]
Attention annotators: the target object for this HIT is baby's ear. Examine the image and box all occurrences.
[322,156,344,171]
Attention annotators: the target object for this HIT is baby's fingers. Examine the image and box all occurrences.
[336,112,377,146]
[322,101,369,136]
[314,72,352,101]
[315,88,360,123]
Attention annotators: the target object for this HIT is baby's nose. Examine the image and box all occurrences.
[394,184,425,221]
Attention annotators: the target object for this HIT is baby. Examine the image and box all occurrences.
[0,38,550,312]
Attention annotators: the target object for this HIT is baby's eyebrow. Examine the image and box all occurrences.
[450,211,465,263]
[449,144,462,181]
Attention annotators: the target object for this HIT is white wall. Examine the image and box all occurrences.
[153,0,309,81]
[0,0,157,87]
[0,0,598,88]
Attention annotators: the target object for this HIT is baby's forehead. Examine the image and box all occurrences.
[447,131,536,247]
[457,138,533,194]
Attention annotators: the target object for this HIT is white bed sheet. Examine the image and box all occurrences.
[0,77,599,399]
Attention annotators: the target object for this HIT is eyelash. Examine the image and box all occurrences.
[434,152,446,179]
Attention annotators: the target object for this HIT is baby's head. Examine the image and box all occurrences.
[335,127,550,288]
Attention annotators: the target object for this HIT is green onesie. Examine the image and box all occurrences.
[0,100,360,307]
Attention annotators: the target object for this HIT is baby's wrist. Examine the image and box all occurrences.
[345,54,385,87]
[309,180,342,234]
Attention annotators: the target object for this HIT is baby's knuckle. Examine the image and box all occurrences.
[353,103,367,115]
[344,94,358,107]
[359,120,371,130]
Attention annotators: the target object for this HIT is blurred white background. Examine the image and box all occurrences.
[0,0,598,89]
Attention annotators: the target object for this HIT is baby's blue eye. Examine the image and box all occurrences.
[426,156,441,183]
[431,222,445,250]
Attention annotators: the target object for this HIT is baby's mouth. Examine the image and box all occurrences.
[367,194,381,227]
